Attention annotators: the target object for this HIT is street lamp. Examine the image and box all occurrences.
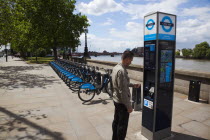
[83,28,91,59]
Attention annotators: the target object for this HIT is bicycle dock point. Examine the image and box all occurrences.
[49,59,114,102]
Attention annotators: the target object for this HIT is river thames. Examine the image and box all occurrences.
[91,55,210,73]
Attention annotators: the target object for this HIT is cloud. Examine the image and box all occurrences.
[122,0,188,19]
[101,18,114,26]
[109,22,143,41]
[182,7,210,17]
[181,6,210,20]
[87,18,93,24]
[79,21,144,52]
[77,0,210,50]
[177,19,210,47]
[77,0,123,16]
[121,0,139,1]
[78,33,142,52]
[176,6,210,48]
[77,0,187,18]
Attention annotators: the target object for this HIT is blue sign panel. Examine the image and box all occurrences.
[144,34,156,41]
[158,34,175,40]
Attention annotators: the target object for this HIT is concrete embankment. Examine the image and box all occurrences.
[85,59,210,103]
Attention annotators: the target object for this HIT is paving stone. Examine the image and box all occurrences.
[172,115,192,126]
[0,131,9,139]
[129,114,142,131]
[47,122,75,134]
[173,96,183,103]
[62,132,78,140]
[181,120,210,140]
[174,92,187,99]
[88,115,108,127]
[203,119,210,127]
[172,106,184,116]
[198,104,210,113]
[95,124,112,140]
[180,108,210,122]
[69,117,97,137]
[174,100,198,110]
[171,125,185,133]
[77,132,102,140]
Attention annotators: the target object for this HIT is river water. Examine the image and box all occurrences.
[91,55,210,73]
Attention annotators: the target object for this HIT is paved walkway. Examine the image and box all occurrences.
[0,57,209,140]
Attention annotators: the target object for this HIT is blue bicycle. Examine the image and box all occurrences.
[78,69,113,102]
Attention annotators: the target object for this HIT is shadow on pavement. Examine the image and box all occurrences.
[0,107,64,140]
[0,66,60,89]
[172,131,207,140]
[0,66,43,73]
[14,59,24,61]
[83,98,112,105]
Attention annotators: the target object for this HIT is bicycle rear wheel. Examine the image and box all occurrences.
[78,88,96,102]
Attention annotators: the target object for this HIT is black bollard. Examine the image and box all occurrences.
[132,87,141,111]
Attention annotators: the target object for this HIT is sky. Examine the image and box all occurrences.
[75,0,210,52]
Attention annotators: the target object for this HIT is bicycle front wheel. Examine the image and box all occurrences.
[78,88,96,102]
[69,82,81,92]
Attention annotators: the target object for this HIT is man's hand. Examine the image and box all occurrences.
[133,84,141,88]
[127,108,133,113]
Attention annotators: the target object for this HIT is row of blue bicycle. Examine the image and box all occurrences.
[49,59,113,102]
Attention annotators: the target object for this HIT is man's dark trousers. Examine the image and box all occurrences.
[112,101,129,140]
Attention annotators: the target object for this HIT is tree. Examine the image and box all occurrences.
[182,48,193,58]
[193,41,210,59]
[1,0,89,60]
[0,0,14,45]
[175,49,180,56]
[206,48,210,59]
[10,0,33,58]
[29,0,89,60]
[0,0,15,61]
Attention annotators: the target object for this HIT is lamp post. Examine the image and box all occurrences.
[83,28,91,59]
[5,44,8,62]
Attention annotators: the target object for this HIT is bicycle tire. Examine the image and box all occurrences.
[78,88,95,102]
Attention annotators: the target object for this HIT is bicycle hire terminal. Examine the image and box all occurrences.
[142,12,176,140]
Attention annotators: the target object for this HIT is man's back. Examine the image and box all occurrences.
[112,62,131,110]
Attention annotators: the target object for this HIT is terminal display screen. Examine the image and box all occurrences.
[144,44,156,69]
[160,50,173,83]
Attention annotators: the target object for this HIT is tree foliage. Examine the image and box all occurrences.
[0,0,15,46]
[193,41,210,59]
[175,49,180,56]
[206,48,210,59]
[182,48,193,58]
[0,0,89,59]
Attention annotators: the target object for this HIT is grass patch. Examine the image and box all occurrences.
[26,57,54,64]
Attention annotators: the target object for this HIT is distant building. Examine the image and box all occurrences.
[132,47,144,57]
[180,50,183,56]
[102,50,109,55]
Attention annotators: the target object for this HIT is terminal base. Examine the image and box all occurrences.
[141,126,171,140]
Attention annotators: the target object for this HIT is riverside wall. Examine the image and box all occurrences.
[86,59,210,103]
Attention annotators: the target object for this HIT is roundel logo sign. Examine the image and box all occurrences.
[146,19,155,30]
[160,16,174,32]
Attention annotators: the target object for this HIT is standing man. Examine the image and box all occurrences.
[112,50,141,140]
